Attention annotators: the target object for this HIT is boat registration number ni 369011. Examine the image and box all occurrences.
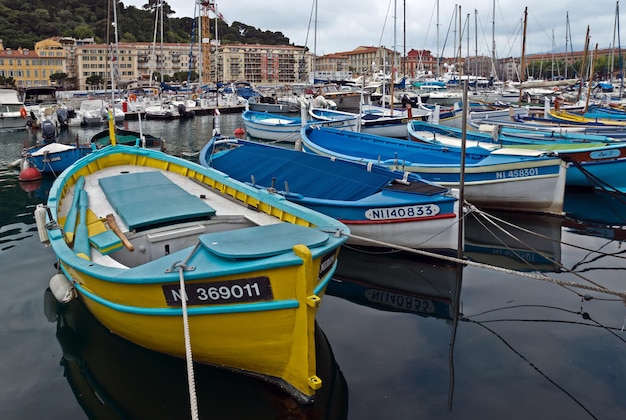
[163,276,273,306]
[365,204,440,220]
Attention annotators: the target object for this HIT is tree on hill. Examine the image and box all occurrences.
[0,0,294,50]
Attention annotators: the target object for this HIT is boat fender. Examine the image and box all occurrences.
[8,158,22,169]
[49,273,76,304]
[18,160,42,182]
[20,107,27,118]
[35,204,50,244]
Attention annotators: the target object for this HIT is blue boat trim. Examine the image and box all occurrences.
[68,261,339,316]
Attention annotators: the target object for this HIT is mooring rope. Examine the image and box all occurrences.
[337,223,626,303]
[174,242,202,420]
[466,206,623,292]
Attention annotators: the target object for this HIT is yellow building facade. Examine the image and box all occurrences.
[0,39,66,88]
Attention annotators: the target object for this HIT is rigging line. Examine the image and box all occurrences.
[467,209,560,271]
[340,231,626,302]
[377,0,393,49]
[467,207,613,291]
[569,241,626,271]
[463,302,626,341]
[463,318,599,419]
[471,205,626,261]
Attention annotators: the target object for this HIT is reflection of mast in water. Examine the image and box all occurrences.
[329,247,465,410]
[447,263,463,411]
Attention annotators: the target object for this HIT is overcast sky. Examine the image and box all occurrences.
[123,0,622,58]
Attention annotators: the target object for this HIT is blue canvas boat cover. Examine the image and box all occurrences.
[210,142,445,201]
[99,171,216,231]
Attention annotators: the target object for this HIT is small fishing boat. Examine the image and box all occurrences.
[547,109,626,127]
[22,120,92,176]
[36,135,349,402]
[242,109,358,142]
[200,136,461,251]
[21,121,167,176]
[309,105,430,138]
[407,120,626,191]
[301,126,567,215]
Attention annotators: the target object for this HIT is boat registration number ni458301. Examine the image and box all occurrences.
[365,204,440,221]
[163,276,273,306]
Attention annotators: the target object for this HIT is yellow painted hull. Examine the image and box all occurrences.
[66,245,337,401]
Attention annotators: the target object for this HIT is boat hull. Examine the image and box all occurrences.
[26,144,93,174]
[243,110,357,142]
[302,126,567,214]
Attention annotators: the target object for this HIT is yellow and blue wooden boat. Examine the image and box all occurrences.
[36,136,349,403]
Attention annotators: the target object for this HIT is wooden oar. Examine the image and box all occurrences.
[64,176,85,243]
[106,214,134,252]
[74,190,90,260]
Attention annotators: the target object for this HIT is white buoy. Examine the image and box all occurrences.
[34,204,49,244]
[8,158,23,169]
[49,273,76,303]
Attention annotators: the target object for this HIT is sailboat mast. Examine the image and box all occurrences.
[565,12,569,79]
[111,0,119,104]
[403,0,407,77]
[436,0,440,77]
[618,1,623,97]
[390,0,396,115]
[475,10,478,81]
[492,0,496,68]
[314,0,317,83]
[577,26,590,102]
[517,7,528,105]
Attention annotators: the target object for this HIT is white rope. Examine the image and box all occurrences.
[340,231,626,303]
[176,243,202,420]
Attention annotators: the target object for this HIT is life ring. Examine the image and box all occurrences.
[192,94,198,101]
[20,107,27,118]
[129,94,137,102]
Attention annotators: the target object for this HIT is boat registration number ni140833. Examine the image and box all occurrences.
[163,276,273,306]
[365,204,440,220]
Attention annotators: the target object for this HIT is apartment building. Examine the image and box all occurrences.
[216,44,313,84]
[0,39,66,88]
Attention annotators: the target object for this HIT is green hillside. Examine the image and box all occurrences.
[0,0,295,49]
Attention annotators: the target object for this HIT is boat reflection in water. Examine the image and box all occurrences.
[563,188,626,241]
[328,246,463,321]
[45,289,348,420]
[463,209,564,272]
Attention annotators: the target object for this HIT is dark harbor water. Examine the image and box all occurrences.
[1,114,626,419]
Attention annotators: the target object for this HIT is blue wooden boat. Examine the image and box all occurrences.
[469,106,626,139]
[22,120,92,176]
[309,105,430,138]
[573,104,626,120]
[407,120,626,191]
[242,109,357,142]
[36,139,349,402]
[22,123,166,176]
[300,126,567,215]
[200,136,461,251]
